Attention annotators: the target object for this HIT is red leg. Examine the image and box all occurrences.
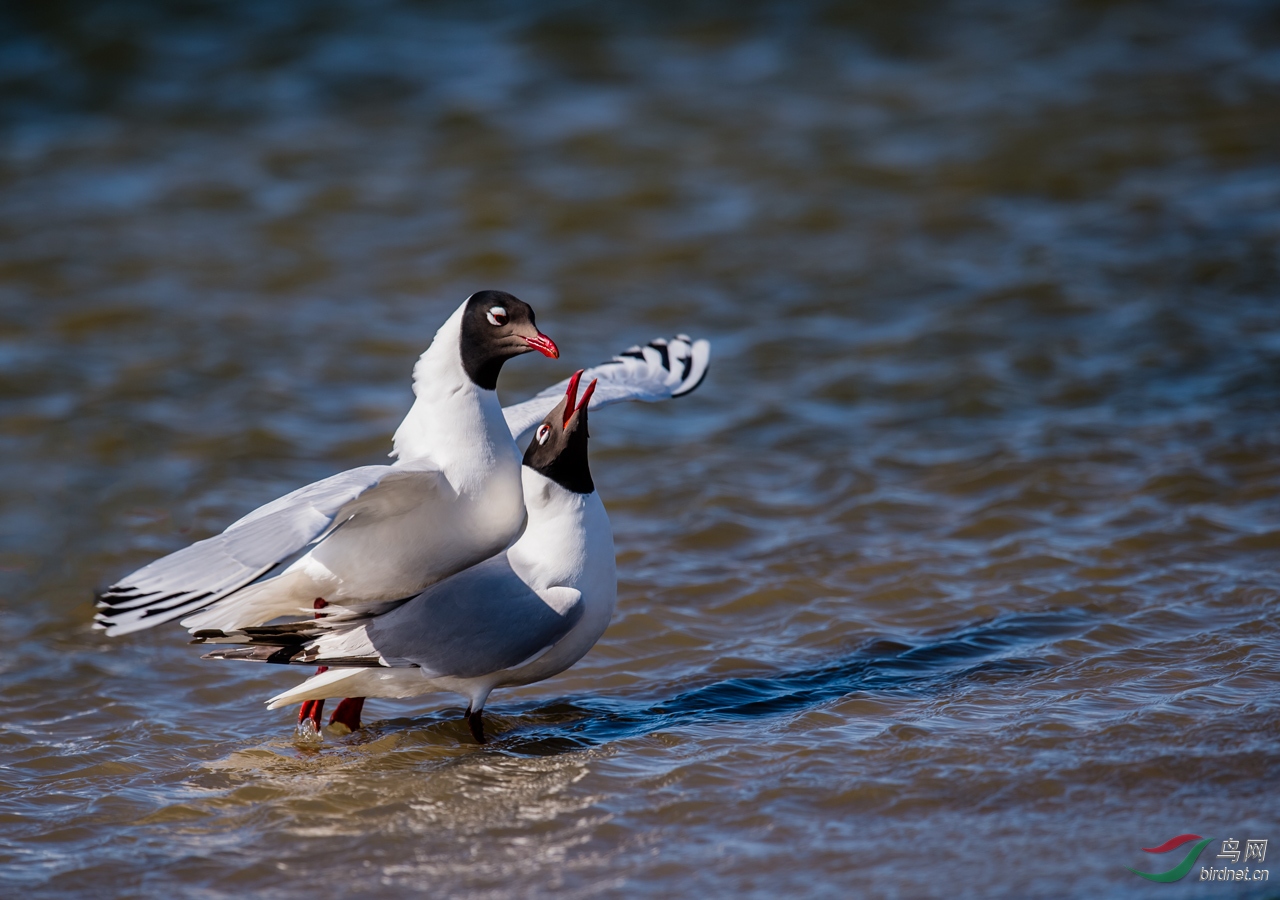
[297,599,329,729]
[329,697,365,731]
[297,665,330,728]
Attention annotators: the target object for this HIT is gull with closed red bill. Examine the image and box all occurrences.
[95,291,561,643]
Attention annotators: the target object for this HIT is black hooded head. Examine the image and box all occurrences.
[458,290,559,390]
[523,370,596,494]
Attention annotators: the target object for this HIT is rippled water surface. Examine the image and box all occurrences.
[3,2,1280,897]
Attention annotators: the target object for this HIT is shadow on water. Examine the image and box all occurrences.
[408,608,1093,757]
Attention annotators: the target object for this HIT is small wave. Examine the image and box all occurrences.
[437,608,1094,755]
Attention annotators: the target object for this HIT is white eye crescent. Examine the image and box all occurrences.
[536,424,551,445]
[486,306,508,326]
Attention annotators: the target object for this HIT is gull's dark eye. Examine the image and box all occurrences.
[536,424,551,445]
[486,306,508,326]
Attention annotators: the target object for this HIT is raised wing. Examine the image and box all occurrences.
[201,555,585,679]
[94,462,441,637]
[504,334,710,443]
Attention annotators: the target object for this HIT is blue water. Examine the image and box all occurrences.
[2,2,1280,897]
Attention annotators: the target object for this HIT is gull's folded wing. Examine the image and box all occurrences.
[201,555,585,679]
[503,335,710,444]
[94,462,441,636]
[367,557,584,677]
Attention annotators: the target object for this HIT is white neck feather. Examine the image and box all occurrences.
[509,468,613,590]
[408,302,467,400]
[391,300,504,468]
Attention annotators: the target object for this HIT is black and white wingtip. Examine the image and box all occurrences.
[94,585,220,636]
[614,334,710,398]
[92,559,275,637]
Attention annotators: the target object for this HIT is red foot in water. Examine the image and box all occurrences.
[329,697,365,731]
[297,599,330,729]
[297,666,329,728]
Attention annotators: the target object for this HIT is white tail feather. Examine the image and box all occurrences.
[267,667,430,708]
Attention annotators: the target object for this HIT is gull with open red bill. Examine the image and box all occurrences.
[199,372,617,744]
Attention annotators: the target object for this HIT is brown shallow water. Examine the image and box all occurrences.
[2,2,1280,897]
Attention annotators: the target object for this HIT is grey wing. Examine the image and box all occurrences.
[504,335,711,443]
[363,556,584,678]
[95,462,442,637]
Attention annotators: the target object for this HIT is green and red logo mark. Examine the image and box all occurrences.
[1128,834,1214,883]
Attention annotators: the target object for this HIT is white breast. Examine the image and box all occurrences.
[501,471,617,686]
[297,306,526,602]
